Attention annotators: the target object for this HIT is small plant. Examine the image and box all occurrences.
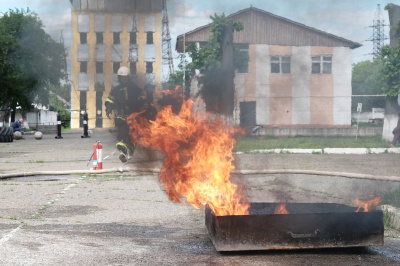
[383,209,394,229]
[382,185,400,208]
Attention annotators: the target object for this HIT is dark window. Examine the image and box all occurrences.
[271,56,290,74]
[146,62,153,73]
[271,56,280,73]
[311,55,332,74]
[96,61,103,73]
[130,62,137,74]
[113,62,120,73]
[236,44,249,73]
[96,32,103,44]
[281,57,291,74]
[113,32,120,44]
[80,61,87,73]
[146,32,153,44]
[130,32,137,44]
[80,32,87,44]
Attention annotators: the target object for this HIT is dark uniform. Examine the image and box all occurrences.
[105,78,145,162]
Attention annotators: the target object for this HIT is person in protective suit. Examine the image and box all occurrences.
[105,66,146,163]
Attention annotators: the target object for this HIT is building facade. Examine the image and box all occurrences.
[177,7,361,128]
[69,0,164,128]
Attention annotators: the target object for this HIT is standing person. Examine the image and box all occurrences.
[391,112,400,147]
[12,118,25,134]
[105,66,146,162]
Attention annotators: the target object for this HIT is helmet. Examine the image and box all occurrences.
[117,66,130,76]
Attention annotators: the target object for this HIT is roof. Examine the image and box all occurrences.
[176,6,362,52]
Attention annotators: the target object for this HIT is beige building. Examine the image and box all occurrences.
[69,0,164,128]
[176,7,361,128]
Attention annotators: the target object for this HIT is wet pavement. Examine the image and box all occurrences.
[1,129,400,265]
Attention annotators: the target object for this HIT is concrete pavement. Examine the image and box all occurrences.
[1,129,400,265]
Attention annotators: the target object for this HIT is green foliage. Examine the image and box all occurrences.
[186,13,244,73]
[234,135,389,152]
[49,94,70,128]
[0,9,66,111]
[167,54,190,89]
[382,186,400,208]
[351,60,386,111]
[380,44,400,96]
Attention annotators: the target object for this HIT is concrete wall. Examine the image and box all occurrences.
[234,44,352,127]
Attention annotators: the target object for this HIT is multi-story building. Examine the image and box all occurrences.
[69,0,164,128]
[176,7,361,128]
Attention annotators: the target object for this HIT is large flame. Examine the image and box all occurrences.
[127,98,249,216]
[355,197,381,212]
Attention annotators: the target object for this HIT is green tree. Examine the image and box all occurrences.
[380,44,400,97]
[0,9,66,120]
[168,13,246,113]
[351,60,386,112]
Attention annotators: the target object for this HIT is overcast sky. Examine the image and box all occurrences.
[0,0,394,76]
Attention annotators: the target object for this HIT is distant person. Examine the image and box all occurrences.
[12,118,24,134]
[391,113,400,147]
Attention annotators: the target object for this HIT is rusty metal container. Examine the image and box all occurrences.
[205,202,383,251]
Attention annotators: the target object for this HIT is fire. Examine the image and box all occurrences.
[127,97,249,216]
[355,197,381,212]
[274,203,289,214]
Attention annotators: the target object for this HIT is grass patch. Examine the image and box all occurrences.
[234,135,389,152]
[383,209,394,229]
[382,186,400,208]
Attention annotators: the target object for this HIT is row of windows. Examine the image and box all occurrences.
[271,55,332,74]
[79,61,153,74]
[80,32,153,45]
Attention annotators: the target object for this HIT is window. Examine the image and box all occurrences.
[130,32,137,44]
[271,56,291,74]
[113,62,120,73]
[130,62,137,74]
[80,61,87,73]
[312,55,332,74]
[96,32,103,44]
[80,32,87,44]
[236,44,249,73]
[96,61,103,73]
[146,32,153,44]
[113,32,120,44]
[146,62,153,73]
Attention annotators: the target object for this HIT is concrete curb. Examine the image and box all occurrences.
[236,147,400,155]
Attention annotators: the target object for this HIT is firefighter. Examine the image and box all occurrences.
[105,66,145,162]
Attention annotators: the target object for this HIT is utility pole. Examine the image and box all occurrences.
[162,0,174,81]
[369,4,387,59]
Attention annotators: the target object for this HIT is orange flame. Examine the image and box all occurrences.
[274,203,289,214]
[127,98,249,216]
[355,197,381,212]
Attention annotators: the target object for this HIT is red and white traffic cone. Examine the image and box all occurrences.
[92,141,103,170]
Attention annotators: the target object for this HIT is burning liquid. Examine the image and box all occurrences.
[355,197,381,212]
[127,98,249,216]
[274,203,289,214]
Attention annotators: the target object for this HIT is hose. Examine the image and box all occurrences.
[1,167,400,182]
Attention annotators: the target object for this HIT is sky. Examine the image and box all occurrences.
[0,0,395,77]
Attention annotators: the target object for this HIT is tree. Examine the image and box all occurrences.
[381,3,400,141]
[169,13,246,115]
[351,60,385,112]
[0,9,66,121]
